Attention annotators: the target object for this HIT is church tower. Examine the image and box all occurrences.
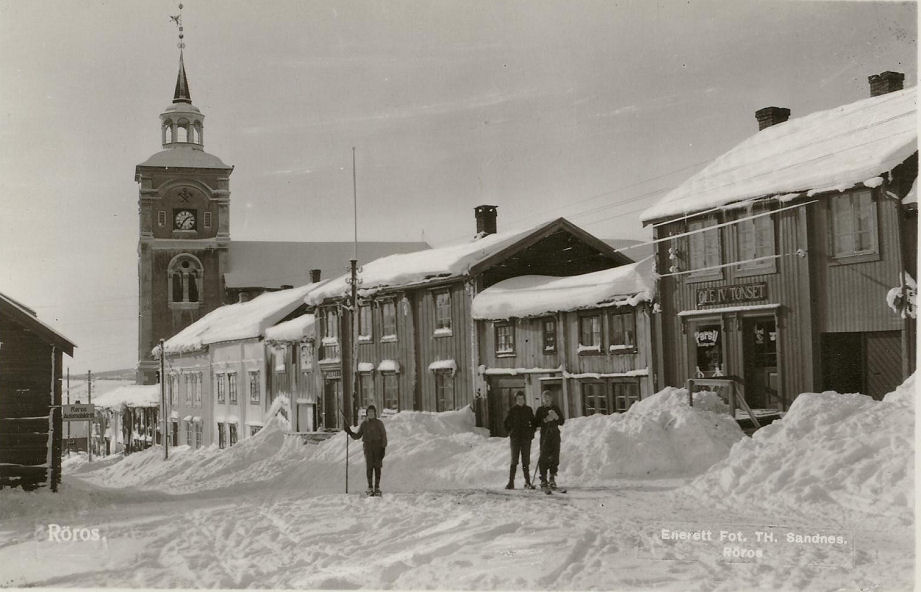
[135,27,233,384]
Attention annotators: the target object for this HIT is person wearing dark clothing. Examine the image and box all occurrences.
[503,391,535,489]
[345,404,388,495]
[535,390,564,489]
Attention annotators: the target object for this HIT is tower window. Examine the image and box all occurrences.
[168,254,204,307]
[158,211,166,227]
[203,211,212,229]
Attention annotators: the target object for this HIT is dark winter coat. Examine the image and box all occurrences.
[535,404,564,439]
[503,404,536,440]
[347,418,388,452]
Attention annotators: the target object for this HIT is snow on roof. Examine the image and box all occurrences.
[264,314,315,342]
[92,384,161,410]
[136,145,231,169]
[472,257,656,320]
[305,220,569,305]
[357,362,375,373]
[428,359,457,373]
[0,291,76,355]
[162,284,320,355]
[378,360,400,373]
[640,87,918,222]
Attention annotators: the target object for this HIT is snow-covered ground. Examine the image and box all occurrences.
[0,379,913,590]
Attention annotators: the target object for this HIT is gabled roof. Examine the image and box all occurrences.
[0,291,75,356]
[225,240,432,289]
[471,256,656,320]
[161,283,324,355]
[306,218,632,305]
[264,314,316,342]
[640,86,918,223]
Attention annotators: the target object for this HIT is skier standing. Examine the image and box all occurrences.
[535,390,564,490]
[345,404,388,496]
[503,391,535,489]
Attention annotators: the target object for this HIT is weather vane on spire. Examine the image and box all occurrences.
[170,3,185,51]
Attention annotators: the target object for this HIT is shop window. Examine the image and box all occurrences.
[383,373,399,412]
[216,373,226,403]
[613,381,640,412]
[381,301,397,339]
[434,290,452,334]
[736,207,776,272]
[609,311,636,353]
[359,372,374,408]
[582,382,609,415]
[831,189,878,260]
[228,373,238,404]
[688,218,721,279]
[693,324,724,377]
[495,321,515,356]
[249,371,260,405]
[542,318,557,352]
[435,371,455,412]
[358,305,372,341]
[217,423,226,449]
[578,314,602,353]
[229,423,238,446]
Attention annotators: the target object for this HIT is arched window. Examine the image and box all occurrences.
[163,124,173,144]
[168,254,203,306]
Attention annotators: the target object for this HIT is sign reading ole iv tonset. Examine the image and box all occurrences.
[697,283,767,308]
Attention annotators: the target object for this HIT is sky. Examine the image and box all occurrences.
[0,0,916,374]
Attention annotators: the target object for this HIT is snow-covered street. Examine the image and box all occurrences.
[1,381,913,591]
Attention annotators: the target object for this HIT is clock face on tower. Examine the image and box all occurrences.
[174,209,196,231]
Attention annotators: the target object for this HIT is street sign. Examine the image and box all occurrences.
[63,404,95,420]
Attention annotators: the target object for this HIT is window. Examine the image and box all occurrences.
[435,371,455,412]
[688,218,721,278]
[542,318,557,353]
[170,421,178,447]
[694,323,724,377]
[831,190,878,259]
[578,315,602,352]
[194,373,202,407]
[169,374,178,406]
[434,290,452,333]
[609,311,636,352]
[299,344,313,372]
[229,423,238,446]
[203,211,212,229]
[158,211,166,227]
[228,373,238,404]
[184,374,192,406]
[168,254,203,305]
[324,308,339,340]
[381,301,397,339]
[359,373,373,408]
[217,423,225,449]
[194,421,203,449]
[249,371,260,405]
[613,381,640,412]
[358,305,372,341]
[185,421,192,446]
[383,373,399,411]
[582,382,609,416]
[736,207,776,272]
[216,373,226,403]
[495,322,515,355]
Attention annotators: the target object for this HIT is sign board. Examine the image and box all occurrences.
[63,404,95,420]
[697,282,767,308]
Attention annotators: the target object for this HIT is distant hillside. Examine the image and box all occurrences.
[602,238,653,261]
[65,368,137,381]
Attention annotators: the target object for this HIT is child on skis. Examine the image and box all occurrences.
[345,404,388,496]
[535,390,564,490]
[502,391,536,489]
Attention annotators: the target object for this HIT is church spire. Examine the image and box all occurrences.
[173,51,192,104]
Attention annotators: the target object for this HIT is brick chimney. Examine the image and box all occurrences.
[869,71,904,97]
[755,106,791,131]
[310,269,321,283]
[475,205,498,236]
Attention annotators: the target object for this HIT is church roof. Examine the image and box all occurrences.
[224,241,432,289]
[173,51,192,104]
[136,145,231,170]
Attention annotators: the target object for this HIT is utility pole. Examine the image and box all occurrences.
[66,368,70,454]
[350,146,360,426]
[87,370,92,462]
[160,339,168,460]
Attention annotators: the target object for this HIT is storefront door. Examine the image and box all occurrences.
[742,317,780,410]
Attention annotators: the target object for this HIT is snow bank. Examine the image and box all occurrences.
[681,374,915,525]
[472,257,656,320]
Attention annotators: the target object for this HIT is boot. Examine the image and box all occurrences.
[549,475,558,490]
[523,467,535,489]
[505,465,516,489]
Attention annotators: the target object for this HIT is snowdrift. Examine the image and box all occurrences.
[680,374,915,525]
[76,386,743,496]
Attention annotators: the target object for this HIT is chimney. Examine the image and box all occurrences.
[475,205,498,236]
[869,71,904,97]
[755,106,791,131]
[310,269,322,283]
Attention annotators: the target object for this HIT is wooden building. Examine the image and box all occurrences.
[0,292,75,491]
[305,209,633,427]
[640,72,917,408]
[264,314,318,433]
[472,258,657,435]
[92,384,161,455]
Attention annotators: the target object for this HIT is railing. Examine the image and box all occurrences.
[686,376,761,429]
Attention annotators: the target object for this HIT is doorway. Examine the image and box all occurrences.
[487,377,526,437]
[320,379,341,431]
[742,317,780,410]
[821,333,864,395]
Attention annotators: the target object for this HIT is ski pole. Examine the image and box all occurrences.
[339,406,349,494]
